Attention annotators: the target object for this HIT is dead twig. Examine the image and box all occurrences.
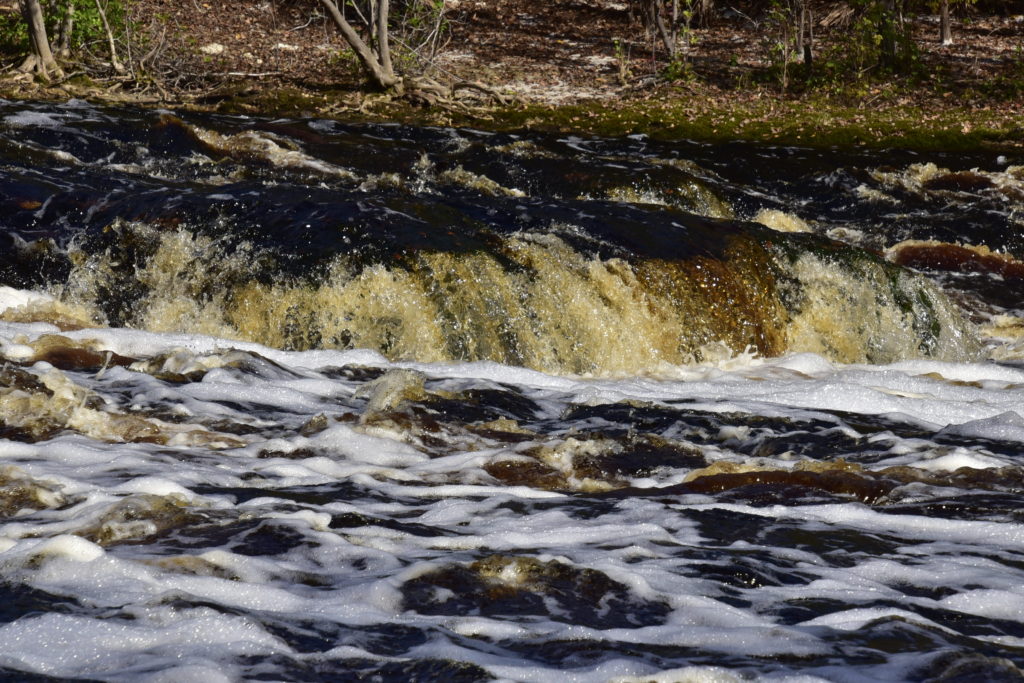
[217,71,284,78]
[137,26,167,75]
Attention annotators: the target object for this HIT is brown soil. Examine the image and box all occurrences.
[3,2,1023,122]
[126,1,1024,100]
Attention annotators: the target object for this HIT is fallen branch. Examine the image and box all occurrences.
[137,26,167,75]
[49,69,86,86]
[451,80,514,106]
[219,71,284,78]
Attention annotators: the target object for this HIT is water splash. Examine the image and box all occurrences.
[54,219,980,374]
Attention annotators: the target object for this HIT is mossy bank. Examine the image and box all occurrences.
[3,76,1022,154]
[205,83,1024,154]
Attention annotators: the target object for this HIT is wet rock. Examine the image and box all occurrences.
[320,365,387,382]
[0,365,51,394]
[356,368,427,424]
[21,335,135,371]
[922,651,1024,682]
[880,464,1024,493]
[0,469,65,518]
[683,461,896,504]
[131,348,300,383]
[258,447,320,460]
[299,413,331,437]
[489,433,707,492]
[888,240,1024,280]
[81,494,202,546]
[465,417,536,443]
[923,171,996,193]
[424,388,543,424]
[142,554,242,580]
[402,554,671,629]
[484,456,569,490]
[572,433,706,479]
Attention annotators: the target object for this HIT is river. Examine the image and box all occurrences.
[0,99,1022,681]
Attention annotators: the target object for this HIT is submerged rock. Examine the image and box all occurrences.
[402,554,672,629]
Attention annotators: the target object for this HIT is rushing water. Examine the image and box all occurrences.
[1,99,1024,681]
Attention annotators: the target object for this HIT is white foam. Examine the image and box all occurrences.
[136,663,237,683]
[310,424,427,466]
[798,607,953,633]
[939,589,1024,621]
[0,313,1021,681]
[902,449,1008,471]
[113,476,197,499]
[783,503,1024,549]
[3,111,68,128]
[940,411,1024,443]
[0,610,282,678]
[611,667,744,683]
[26,535,105,562]
[0,286,58,313]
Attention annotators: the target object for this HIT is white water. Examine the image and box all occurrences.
[1,101,1023,681]
[1,296,1023,681]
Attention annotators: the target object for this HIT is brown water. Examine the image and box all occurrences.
[1,101,1023,682]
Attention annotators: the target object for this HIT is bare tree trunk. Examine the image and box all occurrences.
[796,1,812,68]
[654,8,676,59]
[18,0,62,78]
[698,0,714,28]
[94,0,126,72]
[796,0,804,57]
[318,0,400,90]
[804,7,813,69]
[940,0,953,46]
[376,0,393,81]
[638,0,676,59]
[55,0,74,58]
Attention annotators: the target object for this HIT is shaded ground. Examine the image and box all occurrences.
[0,1,1022,146]
[117,1,1024,102]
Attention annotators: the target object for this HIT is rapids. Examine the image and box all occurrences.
[1,99,1023,681]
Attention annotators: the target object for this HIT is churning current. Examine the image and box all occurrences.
[0,99,1023,681]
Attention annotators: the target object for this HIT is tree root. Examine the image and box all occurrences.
[356,76,515,113]
[17,54,64,82]
[451,80,514,106]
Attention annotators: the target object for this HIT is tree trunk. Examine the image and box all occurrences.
[803,7,813,70]
[18,0,61,78]
[795,2,812,69]
[654,7,676,59]
[639,0,676,59]
[879,0,901,70]
[940,0,953,46]
[796,0,804,57]
[55,0,74,58]
[698,0,714,28]
[94,0,126,72]
[376,0,394,81]
[318,0,400,91]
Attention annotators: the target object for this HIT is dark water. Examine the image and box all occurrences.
[0,100,1023,681]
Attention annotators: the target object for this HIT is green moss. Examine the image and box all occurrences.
[466,95,1022,154]
[914,289,941,356]
[203,86,332,116]
[63,74,98,88]
[1,69,1016,155]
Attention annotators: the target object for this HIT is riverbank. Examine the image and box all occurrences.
[7,76,1018,154]
[1,0,1022,152]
